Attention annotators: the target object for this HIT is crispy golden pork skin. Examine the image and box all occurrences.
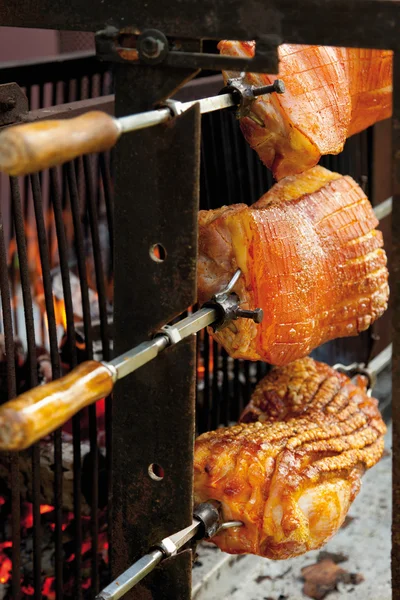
[219,41,392,180]
[197,166,388,366]
[194,357,386,559]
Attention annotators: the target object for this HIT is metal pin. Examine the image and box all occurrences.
[252,79,285,97]
[235,308,264,324]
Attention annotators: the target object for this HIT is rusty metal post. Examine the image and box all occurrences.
[111,62,200,599]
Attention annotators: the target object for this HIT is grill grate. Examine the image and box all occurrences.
[0,56,391,599]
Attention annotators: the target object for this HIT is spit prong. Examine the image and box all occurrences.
[214,268,242,300]
[215,520,244,534]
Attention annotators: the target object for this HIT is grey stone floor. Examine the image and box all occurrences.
[193,423,392,600]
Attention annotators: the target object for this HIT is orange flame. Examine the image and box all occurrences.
[53,296,67,330]
[0,541,12,584]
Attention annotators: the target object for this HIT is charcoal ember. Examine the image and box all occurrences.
[301,557,364,600]
[0,511,109,599]
[0,434,106,514]
[19,524,56,581]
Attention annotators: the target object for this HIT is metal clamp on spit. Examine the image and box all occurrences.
[334,343,392,396]
[220,76,285,119]
[95,501,242,600]
[0,270,263,451]
[0,76,285,177]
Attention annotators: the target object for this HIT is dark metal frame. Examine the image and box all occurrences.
[1,2,399,599]
[2,0,399,49]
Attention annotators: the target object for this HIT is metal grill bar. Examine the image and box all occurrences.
[66,162,86,600]
[0,51,110,89]
[30,171,64,599]
[98,152,114,569]
[49,166,78,600]
[10,176,42,599]
[98,152,114,288]
[203,331,210,433]
[211,340,219,430]
[82,155,100,597]
[0,196,20,599]
[83,152,113,597]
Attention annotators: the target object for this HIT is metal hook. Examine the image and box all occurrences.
[214,269,242,300]
[333,361,375,395]
[214,520,243,535]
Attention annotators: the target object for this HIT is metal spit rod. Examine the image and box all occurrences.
[0,307,217,451]
[334,342,392,394]
[96,502,243,600]
[0,270,265,451]
[0,79,285,177]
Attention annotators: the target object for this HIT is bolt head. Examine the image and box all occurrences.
[253,308,264,324]
[141,36,164,59]
[273,79,285,94]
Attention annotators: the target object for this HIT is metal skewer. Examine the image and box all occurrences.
[95,502,243,600]
[0,79,284,177]
[0,270,265,451]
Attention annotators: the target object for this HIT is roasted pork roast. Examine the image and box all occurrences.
[197,166,388,366]
[194,357,386,559]
[219,41,392,180]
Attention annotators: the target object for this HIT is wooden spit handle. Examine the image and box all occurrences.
[0,111,121,176]
[0,361,114,451]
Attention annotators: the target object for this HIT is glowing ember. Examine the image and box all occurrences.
[42,578,55,599]
[21,584,34,595]
[40,505,54,515]
[0,499,110,598]
[0,541,12,584]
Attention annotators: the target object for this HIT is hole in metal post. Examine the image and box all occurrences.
[149,243,167,262]
[148,463,165,481]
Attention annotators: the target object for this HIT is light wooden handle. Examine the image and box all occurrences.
[0,361,114,451]
[0,111,121,176]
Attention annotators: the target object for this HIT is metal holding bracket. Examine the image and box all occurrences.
[219,76,285,119]
[0,83,28,127]
[202,269,264,332]
[95,26,279,73]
